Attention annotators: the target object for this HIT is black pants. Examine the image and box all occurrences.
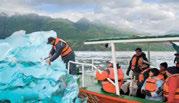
[62,52,78,75]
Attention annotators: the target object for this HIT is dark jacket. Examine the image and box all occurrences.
[127,52,149,74]
[49,41,73,62]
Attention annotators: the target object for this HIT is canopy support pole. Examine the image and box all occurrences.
[111,43,120,95]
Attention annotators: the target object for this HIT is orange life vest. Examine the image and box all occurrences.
[96,67,124,81]
[108,67,124,80]
[53,38,73,57]
[96,70,108,81]
[145,77,158,92]
[102,81,122,94]
[163,74,179,99]
[157,73,165,81]
[131,55,148,70]
[96,67,124,94]
[139,68,150,82]
[101,67,124,94]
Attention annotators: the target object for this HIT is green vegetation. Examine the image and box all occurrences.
[0,13,177,51]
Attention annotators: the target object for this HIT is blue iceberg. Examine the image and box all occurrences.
[0,30,79,103]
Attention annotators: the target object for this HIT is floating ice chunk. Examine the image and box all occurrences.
[0,30,79,103]
[0,43,12,60]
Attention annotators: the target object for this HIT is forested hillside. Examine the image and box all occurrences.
[0,13,176,51]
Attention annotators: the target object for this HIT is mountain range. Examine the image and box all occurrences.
[0,13,176,51]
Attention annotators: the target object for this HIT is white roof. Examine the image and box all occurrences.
[84,35,179,45]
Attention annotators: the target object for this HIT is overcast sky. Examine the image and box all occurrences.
[0,0,179,35]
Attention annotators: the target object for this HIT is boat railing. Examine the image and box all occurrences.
[76,58,131,70]
[67,61,115,88]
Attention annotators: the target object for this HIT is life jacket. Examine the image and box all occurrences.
[157,73,165,81]
[96,67,124,81]
[53,38,73,57]
[138,68,150,82]
[131,55,148,71]
[145,77,158,92]
[101,67,124,94]
[96,70,108,81]
[163,74,179,100]
[107,67,124,81]
[102,81,122,94]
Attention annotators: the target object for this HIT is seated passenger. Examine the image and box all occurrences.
[141,68,163,101]
[100,62,124,93]
[157,62,168,81]
[163,64,179,103]
[96,61,113,81]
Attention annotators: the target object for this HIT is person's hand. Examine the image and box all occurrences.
[46,59,51,65]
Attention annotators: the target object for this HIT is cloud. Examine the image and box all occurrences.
[92,0,177,34]
[0,0,97,21]
[161,0,179,3]
[0,0,178,35]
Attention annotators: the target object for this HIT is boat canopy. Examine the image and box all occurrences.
[84,35,179,45]
[83,34,179,96]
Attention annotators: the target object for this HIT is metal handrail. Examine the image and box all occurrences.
[67,61,115,87]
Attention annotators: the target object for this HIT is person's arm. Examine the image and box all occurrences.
[142,53,150,67]
[167,77,177,103]
[170,42,179,53]
[143,53,148,62]
[126,58,132,76]
[49,47,55,56]
[50,42,65,62]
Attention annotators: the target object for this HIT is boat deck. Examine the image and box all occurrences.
[78,74,163,103]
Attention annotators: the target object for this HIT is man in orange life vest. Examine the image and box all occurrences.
[46,37,78,75]
[126,48,149,80]
[164,67,179,103]
[163,56,179,103]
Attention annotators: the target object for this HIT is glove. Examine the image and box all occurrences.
[145,90,151,96]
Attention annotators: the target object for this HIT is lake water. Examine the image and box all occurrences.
[75,51,176,76]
